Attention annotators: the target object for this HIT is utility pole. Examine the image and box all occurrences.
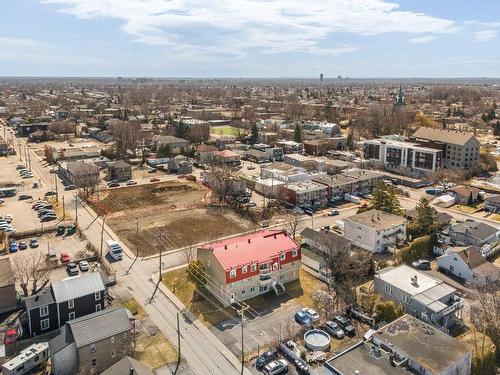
[74,193,78,227]
[240,306,248,375]
[149,232,164,303]
[23,145,28,164]
[54,172,58,201]
[27,148,32,170]
[18,142,22,161]
[175,313,181,374]
[99,215,106,261]
[125,217,139,275]
[62,195,65,220]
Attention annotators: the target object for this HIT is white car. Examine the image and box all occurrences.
[263,359,288,375]
[4,215,13,223]
[302,307,320,321]
[0,199,5,206]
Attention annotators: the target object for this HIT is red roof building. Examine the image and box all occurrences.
[197,230,301,306]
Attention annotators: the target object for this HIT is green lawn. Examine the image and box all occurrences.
[210,125,248,137]
[450,204,482,214]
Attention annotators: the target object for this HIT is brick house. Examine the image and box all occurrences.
[197,230,301,306]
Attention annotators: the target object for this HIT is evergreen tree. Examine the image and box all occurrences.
[250,122,259,144]
[294,123,302,143]
[371,182,403,215]
[156,144,172,158]
[415,198,438,235]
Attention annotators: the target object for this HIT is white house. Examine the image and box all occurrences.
[343,209,406,253]
[437,246,499,286]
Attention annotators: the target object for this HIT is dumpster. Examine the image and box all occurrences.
[57,225,65,236]
[66,225,77,235]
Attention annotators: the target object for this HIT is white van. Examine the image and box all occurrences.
[106,239,123,260]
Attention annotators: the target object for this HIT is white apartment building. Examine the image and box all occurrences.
[343,209,406,253]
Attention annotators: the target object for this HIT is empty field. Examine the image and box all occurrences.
[210,125,248,137]
[91,180,254,256]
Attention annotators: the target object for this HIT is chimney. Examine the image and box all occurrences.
[130,368,135,375]
[224,244,227,250]
[248,238,251,244]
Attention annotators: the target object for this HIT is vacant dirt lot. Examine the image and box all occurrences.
[91,181,255,256]
[91,180,207,214]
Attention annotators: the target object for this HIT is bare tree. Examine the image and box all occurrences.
[206,164,243,204]
[285,213,300,239]
[469,282,500,361]
[44,145,56,164]
[318,231,374,308]
[11,252,52,297]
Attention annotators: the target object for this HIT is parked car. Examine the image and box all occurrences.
[411,259,431,270]
[18,241,28,250]
[263,359,288,375]
[294,310,312,325]
[9,242,18,253]
[256,350,278,370]
[59,252,71,264]
[334,315,356,336]
[64,184,77,191]
[45,191,57,197]
[79,260,90,272]
[41,216,57,222]
[302,307,320,321]
[126,180,137,185]
[16,164,25,170]
[4,215,13,223]
[247,165,256,170]
[148,168,157,173]
[325,321,345,339]
[66,262,79,276]
[108,182,120,188]
[21,173,33,179]
[18,194,32,200]
[0,199,4,206]
[150,178,160,182]
[30,239,39,248]
[304,207,314,216]
[328,210,339,216]
[246,201,257,208]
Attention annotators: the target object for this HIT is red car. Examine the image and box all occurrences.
[59,252,71,264]
[150,178,160,182]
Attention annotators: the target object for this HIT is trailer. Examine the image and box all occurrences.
[1,342,49,375]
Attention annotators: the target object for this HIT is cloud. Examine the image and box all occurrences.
[409,35,435,44]
[41,0,457,58]
[474,30,497,42]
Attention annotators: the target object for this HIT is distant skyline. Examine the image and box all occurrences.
[1,0,500,78]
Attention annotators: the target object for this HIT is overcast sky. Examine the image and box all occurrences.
[1,0,500,77]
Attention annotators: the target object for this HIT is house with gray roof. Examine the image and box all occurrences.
[437,220,500,257]
[49,307,133,375]
[325,314,471,375]
[101,356,153,375]
[0,257,17,314]
[25,272,106,336]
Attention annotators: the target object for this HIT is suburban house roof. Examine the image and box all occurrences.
[51,273,105,303]
[154,135,189,145]
[442,246,499,277]
[345,209,406,230]
[412,127,477,146]
[200,230,298,270]
[300,227,351,249]
[0,257,14,288]
[25,287,55,310]
[217,149,240,158]
[67,307,132,348]
[451,185,481,199]
[101,356,153,375]
[449,221,498,241]
[374,315,471,374]
[405,208,452,225]
[107,160,131,169]
[197,144,218,153]
[66,161,99,176]
[49,324,75,354]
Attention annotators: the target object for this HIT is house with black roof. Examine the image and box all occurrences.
[25,273,106,336]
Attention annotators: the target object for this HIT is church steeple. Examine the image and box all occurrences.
[395,84,405,106]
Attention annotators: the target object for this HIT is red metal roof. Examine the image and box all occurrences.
[201,230,299,270]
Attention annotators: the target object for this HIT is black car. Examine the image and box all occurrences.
[64,184,77,191]
[66,262,79,276]
[334,315,356,336]
[108,182,120,188]
[18,194,33,200]
[411,259,431,270]
[256,350,277,370]
[44,191,57,197]
[18,241,28,250]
